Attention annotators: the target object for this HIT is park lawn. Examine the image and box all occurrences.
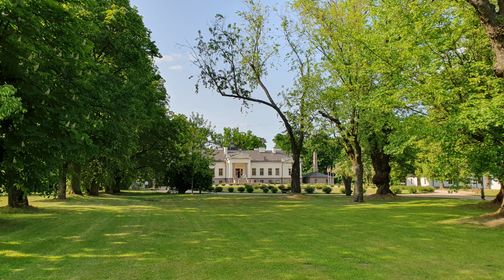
[0,193,502,280]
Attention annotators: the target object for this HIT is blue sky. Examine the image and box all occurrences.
[130,0,290,148]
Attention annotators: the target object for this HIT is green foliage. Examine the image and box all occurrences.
[304,186,315,194]
[246,186,254,193]
[213,127,266,150]
[228,187,234,193]
[270,186,278,193]
[237,186,245,193]
[391,187,402,195]
[262,187,270,193]
[215,186,223,193]
[322,186,332,194]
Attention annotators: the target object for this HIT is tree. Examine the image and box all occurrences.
[466,0,504,77]
[192,1,318,193]
[163,114,214,194]
[213,127,266,150]
[0,0,168,206]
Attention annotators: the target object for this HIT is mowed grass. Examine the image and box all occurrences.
[0,192,502,280]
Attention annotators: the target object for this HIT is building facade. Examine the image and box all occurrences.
[211,148,300,185]
[405,175,502,190]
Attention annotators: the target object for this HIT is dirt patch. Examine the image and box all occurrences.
[441,210,504,228]
[366,193,399,201]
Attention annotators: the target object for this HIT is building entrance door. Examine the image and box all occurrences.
[235,168,244,178]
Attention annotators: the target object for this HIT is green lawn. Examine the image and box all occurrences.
[0,192,502,279]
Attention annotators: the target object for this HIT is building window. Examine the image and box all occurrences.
[252,168,256,176]
[275,168,280,176]
[218,168,223,176]
[260,168,264,176]
[268,168,272,176]
[269,180,273,183]
[288,168,292,175]
[260,180,264,183]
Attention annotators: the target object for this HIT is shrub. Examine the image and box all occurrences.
[339,187,346,194]
[418,186,435,193]
[391,186,402,194]
[215,186,223,193]
[262,187,269,193]
[268,185,275,190]
[322,186,332,194]
[228,187,234,193]
[305,186,316,194]
[207,186,215,192]
[237,186,245,193]
[410,187,418,194]
[271,187,278,193]
[246,186,254,193]
[316,185,323,190]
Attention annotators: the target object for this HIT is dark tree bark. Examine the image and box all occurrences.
[57,163,68,199]
[371,148,393,195]
[87,179,99,196]
[70,163,83,195]
[290,148,302,194]
[466,0,504,77]
[343,176,353,196]
[108,174,122,194]
[8,186,29,208]
[352,150,364,203]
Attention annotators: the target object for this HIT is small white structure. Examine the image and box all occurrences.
[211,147,301,184]
[406,175,501,190]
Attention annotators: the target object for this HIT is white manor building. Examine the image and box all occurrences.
[212,148,301,185]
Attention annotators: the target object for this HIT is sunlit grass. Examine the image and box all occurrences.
[0,192,502,279]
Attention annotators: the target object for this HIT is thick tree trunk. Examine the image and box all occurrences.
[467,0,504,77]
[352,152,364,203]
[109,175,122,194]
[343,176,352,196]
[493,180,503,204]
[371,147,393,195]
[57,163,68,199]
[291,150,302,193]
[70,163,83,195]
[8,186,29,208]
[87,179,99,196]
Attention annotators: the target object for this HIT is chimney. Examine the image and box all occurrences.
[272,148,276,154]
[223,147,228,156]
[312,151,318,173]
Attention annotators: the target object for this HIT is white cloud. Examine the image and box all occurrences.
[155,54,182,64]
[168,65,183,70]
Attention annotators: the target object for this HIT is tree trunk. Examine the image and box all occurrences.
[352,151,364,203]
[70,163,83,195]
[371,145,393,195]
[8,186,29,208]
[87,179,99,196]
[290,149,302,193]
[493,180,503,204]
[57,163,68,200]
[467,0,504,77]
[111,175,122,194]
[343,176,352,196]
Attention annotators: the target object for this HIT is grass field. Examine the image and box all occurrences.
[1,192,503,279]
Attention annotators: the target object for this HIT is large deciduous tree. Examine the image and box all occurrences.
[192,1,317,193]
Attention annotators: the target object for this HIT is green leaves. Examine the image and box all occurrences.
[0,85,23,121]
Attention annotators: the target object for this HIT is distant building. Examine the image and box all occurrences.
[211,148,300,184]
[405,175,502,190]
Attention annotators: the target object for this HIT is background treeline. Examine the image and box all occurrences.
[0,0,214,207]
